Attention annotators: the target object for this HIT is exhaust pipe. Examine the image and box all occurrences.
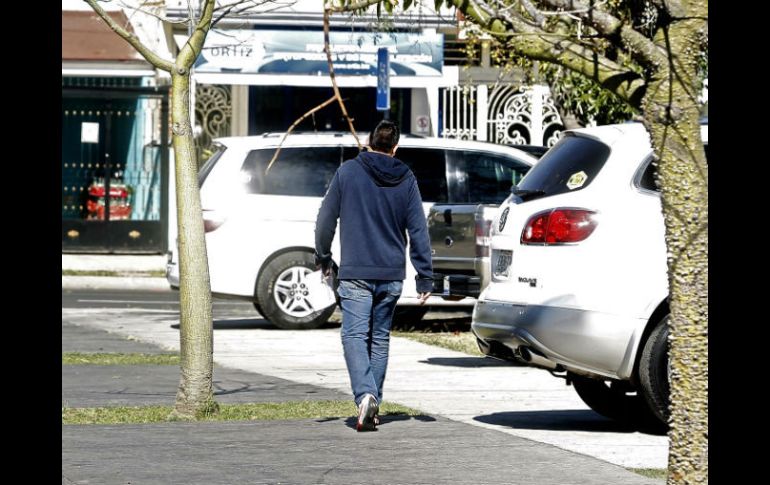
[476,338,519,363]
[518,347,558,370]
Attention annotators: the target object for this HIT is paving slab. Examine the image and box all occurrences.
[62,417,663,485]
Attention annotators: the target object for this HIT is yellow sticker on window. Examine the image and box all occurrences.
[567,171,588,190]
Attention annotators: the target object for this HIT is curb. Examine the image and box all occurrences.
[62,276,172,291]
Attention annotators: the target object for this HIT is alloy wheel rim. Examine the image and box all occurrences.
[273,266,315,317]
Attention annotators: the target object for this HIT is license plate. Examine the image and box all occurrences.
[494,250,512,277]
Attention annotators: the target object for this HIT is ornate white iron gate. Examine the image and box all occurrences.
[195,84,232,164]
[440,85,477,140]
[441,84,564,147]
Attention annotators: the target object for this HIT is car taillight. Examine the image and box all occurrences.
[202,209,227,233]
[521,208,597,245]
[475,219,492,257]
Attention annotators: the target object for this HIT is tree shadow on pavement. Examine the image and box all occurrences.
[212,380,258,396]
[474,410,667,435]
[419,357,520,368]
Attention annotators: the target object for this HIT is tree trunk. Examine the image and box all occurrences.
[169,72,217,420]
[640,15,708,485]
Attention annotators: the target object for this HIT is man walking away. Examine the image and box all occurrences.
[314,120,433,431]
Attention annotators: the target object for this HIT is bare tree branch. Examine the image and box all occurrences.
[451,0,647,108]
[531,0,668,66]
[517,0,546,27]
[84,0,175,71]
[211,0,294,27]
[323,6,363,149]
[327,0,383,13]
[474,0,498,20]
[265,95,340,173]
[188,0,197,31]
[117,0,190,25]
[177,0,217,71]
[213,0,293,11]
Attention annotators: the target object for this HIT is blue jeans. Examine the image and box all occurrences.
[337,279,403,406]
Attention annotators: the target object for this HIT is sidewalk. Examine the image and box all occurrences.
[62,321,663,484]
[62,254,169,290]
[63,322,347,408]
[62,254,167,272]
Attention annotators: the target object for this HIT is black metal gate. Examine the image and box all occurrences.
[62,85,169,253]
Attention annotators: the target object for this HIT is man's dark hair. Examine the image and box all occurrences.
[368,120,400,153]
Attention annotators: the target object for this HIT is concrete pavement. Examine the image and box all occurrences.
[62,254,167,272]
[62,254,668,475]
[62,303,669,469]
[62,253,169,290]
[62,315,663,484]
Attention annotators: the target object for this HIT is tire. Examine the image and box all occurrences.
[252,301,264,317]
[571,373,660,427]
[639,314,671,425]
[392,306,429,327]
[256,251,336,330]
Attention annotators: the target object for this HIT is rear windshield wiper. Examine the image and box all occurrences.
[510,186,546,200]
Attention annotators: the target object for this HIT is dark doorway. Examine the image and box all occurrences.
[62,84,169,253]
[248,86,411,136]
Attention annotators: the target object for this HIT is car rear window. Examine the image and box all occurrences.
[515,134,611,198]
[240,147,341,196]
[453,151,531,204]
[637,142,709,192]
[396,147,448,203]
[638,158,659,191]
[345,146,449,203]
[198,143,227,187]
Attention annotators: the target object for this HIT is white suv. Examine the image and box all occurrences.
[167,133,536,330]
[472,122,708,428]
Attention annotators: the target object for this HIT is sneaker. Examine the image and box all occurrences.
[356,394,379,432]
[373,414,380,426]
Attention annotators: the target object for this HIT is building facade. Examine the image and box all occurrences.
[62,1,173,253]
[62,0,570,254]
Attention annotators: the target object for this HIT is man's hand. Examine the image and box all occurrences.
[315,253,334,278]
[417,292,430,305]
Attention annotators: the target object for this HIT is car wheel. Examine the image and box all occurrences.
[639,314,671,425]
[571,373,662,428]
[392,307,429,327]
[252,301,264,317]
[256,251,336,330]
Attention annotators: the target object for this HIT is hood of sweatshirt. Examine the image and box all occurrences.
[355,150,410,187]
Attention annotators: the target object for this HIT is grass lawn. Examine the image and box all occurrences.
[62,352,180,365]
[62,401,421,425]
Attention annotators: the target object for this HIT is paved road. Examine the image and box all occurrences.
[62,288,254,311]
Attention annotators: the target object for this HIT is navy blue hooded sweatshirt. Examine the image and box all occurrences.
[314,150,434,293]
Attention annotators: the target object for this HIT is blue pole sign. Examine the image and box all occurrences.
[376,47,390,111]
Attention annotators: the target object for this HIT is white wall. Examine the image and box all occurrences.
[411,89,430,136]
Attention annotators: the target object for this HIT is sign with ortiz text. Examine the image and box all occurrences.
[176,29,444,77]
